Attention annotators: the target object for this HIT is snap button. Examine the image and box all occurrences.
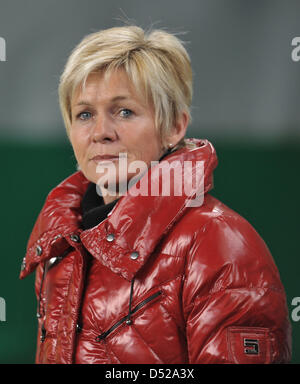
[106,233,115,242]
[126,319,132,325]
[130,251,139,260]
[76,323,82,333]
[36,245,43,256]
[70,234,80,243]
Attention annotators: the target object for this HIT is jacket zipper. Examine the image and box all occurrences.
[95,290,162,342]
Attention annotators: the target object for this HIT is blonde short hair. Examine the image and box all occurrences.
[59,25,193,148]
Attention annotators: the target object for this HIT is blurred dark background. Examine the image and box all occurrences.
[0,0,299,363]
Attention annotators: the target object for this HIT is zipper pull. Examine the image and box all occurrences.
[126,278,135,326]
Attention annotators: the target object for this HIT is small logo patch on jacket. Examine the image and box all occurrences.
[227,326,271,364]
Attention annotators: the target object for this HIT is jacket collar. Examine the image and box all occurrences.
[20,138,218,281]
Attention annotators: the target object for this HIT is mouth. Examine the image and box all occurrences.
[91,155,120,163]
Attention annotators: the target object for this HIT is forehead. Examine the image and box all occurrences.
[72,69,146,106]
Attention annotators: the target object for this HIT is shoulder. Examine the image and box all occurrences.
[181,194,272,260]
[26,171,89,248]
[175,193,262,237]
[45,171,89,202]
[176,194,283,293]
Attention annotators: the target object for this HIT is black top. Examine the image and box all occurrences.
[81,184,119,230]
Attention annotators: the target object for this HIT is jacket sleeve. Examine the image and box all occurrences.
[182,215,292,364]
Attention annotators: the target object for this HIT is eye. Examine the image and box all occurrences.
[119,109,133,118]
[77,111,92,121]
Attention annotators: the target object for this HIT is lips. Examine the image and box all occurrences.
[91,155,119,161]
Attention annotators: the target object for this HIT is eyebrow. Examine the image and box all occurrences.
[74,95,132,107]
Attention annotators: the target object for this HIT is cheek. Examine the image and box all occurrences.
[126,125,161,162]
[70,131,87,162]
[139,136,162,163]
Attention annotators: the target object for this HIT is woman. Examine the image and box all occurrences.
[20,26,291,364]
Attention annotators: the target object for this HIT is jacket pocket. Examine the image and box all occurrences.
[95,290,163,342]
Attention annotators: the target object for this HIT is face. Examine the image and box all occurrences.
[70,69,165,203]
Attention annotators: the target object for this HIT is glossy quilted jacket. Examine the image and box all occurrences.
[20,138,292,364]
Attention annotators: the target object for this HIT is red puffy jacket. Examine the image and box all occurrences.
[20,138,291,364]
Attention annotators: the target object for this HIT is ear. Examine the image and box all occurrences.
[165,111,189,147]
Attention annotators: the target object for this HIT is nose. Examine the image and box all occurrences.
[91,114,117,143]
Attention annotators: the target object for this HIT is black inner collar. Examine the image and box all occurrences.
[81,184,120,230]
